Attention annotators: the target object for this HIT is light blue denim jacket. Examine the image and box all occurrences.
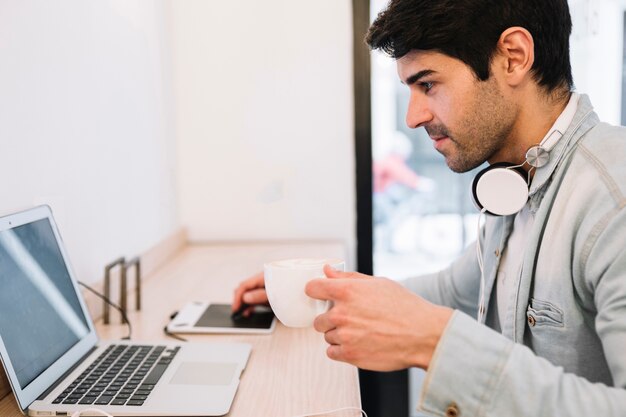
[403,94,626,416]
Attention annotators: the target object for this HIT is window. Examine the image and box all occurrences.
[369,1,482,415]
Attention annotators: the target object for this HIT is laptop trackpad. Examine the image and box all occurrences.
[170,362,237,386]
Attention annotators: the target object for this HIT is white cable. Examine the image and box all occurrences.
[476,209,487,323]
[71,409,113,417]
[291,406,368,417]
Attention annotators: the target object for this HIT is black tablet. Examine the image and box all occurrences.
[166,302,276,334]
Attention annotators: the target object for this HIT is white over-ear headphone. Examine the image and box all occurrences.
[471,93,581,216]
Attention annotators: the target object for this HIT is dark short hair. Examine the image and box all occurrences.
[366,0,573,93]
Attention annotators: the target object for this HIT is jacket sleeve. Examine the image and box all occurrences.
[416,211,626,417]
[401,241,482,318]
[418,311,626,416]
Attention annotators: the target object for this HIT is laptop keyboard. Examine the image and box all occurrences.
[53,344,180,407]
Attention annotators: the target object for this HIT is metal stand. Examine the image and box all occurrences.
[124,257,142,312]
[103,256,142,324]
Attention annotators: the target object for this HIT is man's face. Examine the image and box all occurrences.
[397,50,517,173]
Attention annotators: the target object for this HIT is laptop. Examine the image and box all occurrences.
[0,205,251,416]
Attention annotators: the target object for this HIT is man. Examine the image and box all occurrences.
[233,0,626,415]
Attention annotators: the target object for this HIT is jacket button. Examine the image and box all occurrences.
[528,315,536,327]
[494,249,500,257]
[445,402,460,417]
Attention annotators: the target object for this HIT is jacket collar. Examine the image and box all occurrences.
[528,94,599,197]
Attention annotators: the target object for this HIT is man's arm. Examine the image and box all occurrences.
[420,310,626,416]
[401,209,626,416]
[307,231,626,416]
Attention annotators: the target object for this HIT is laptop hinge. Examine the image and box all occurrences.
[36,346,98,401]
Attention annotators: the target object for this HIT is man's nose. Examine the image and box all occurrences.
[405,94,433,129]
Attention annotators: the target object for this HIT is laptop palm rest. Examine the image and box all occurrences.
[170,362,237,386]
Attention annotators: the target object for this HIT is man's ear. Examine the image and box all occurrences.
[494,26,535,87]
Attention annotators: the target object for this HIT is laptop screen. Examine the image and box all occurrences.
[0,217,90,389]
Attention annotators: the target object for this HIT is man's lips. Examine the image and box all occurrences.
[430,136,450,151]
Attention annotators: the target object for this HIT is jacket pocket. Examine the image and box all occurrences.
[527,298,564,328]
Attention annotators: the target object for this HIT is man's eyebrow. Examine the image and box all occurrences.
[403,69,436,85]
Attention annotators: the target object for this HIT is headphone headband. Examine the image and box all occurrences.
[525,93,580,169]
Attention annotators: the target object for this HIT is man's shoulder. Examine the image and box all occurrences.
[582,120,626,147]
[577,121,626,165]
[572,121,626,203]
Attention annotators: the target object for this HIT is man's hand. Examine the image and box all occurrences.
[231,271,268,316]
[305,265,453,371]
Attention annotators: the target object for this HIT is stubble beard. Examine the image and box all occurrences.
[427,79,517,173]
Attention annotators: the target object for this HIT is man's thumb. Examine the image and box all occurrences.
[324,264,356,279]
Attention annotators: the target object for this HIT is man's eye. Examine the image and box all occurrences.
[420,82,434,92]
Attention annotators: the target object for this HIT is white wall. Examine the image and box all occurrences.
[570,0,625,124]
[170,1,356,266]
[1,0,358,282]
[0,0,179,283]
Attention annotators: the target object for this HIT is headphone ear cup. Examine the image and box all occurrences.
[471,163,529,216]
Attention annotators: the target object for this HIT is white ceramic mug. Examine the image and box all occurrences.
[264,258,345,327]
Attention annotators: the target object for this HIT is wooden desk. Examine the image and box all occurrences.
[0,243,361,416]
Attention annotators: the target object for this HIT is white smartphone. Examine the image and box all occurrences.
[166,301,276,334]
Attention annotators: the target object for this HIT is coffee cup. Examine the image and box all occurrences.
[264,258,345,327]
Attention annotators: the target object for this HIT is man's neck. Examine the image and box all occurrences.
[491,88,571,171]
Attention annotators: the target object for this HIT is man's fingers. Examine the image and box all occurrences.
[313,311,336,333]
[232,287,245,311]
[323,265,371,280]
[323,264,352,279]
[232,272,265,311]
[241,288,268,305]
[232,285,250,311]
[306,278,345,300]
[309,268,374,301]
[326,344,344,362]
[323,328,342,346]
